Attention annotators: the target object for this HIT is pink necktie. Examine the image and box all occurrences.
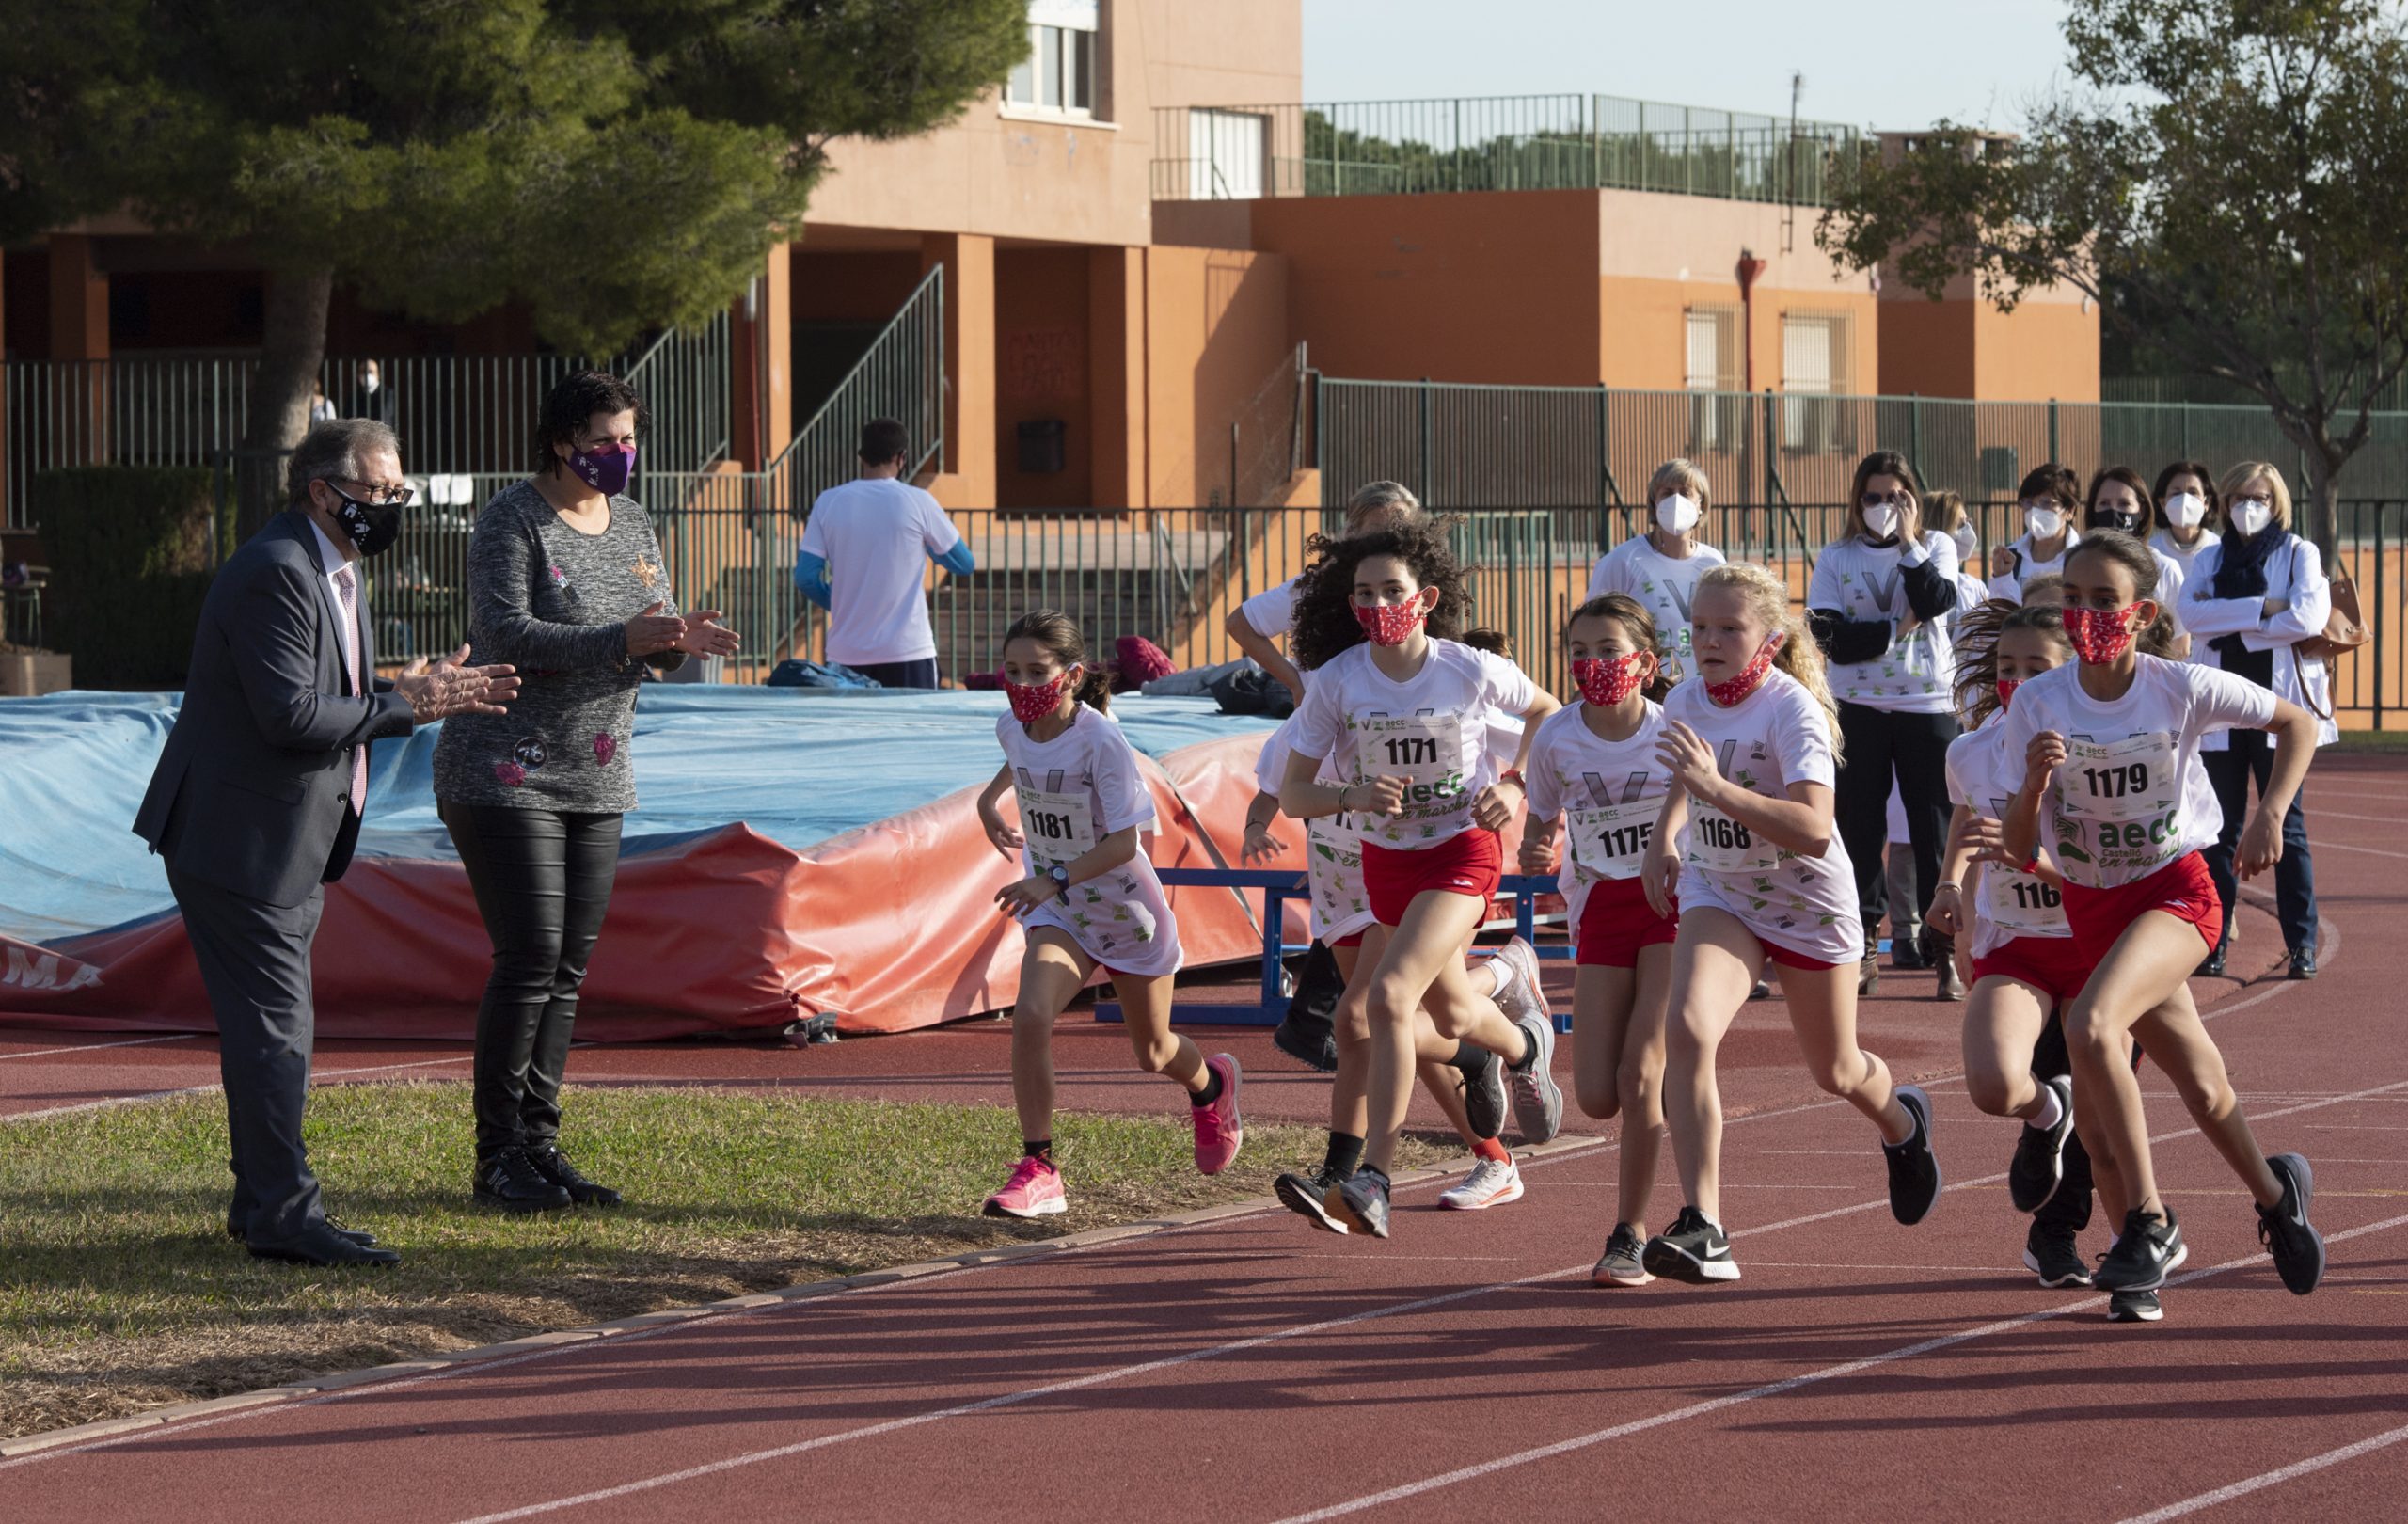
[333,565,368,816]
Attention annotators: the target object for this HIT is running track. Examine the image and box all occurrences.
[4,754,2406,1521]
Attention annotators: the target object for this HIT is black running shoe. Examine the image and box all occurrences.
[528,1143,622,1207]
[1327,1167,1391,1240]
[2107,1288,2162,1323]
[2021,1223,2093,1288]
[1272,1015,1339,1072]
[1748,979,1774,1002]
[2096,1207,2187,1292]
[2258,1152,2326,1294]
[1461,1047,1508,1142]
[1640,1206,1740,1283]
[2008,1075,2075,1214]
[1883,1085,1942,1225]
[473,1146,573,1213]
[1275,1167,1350,1234]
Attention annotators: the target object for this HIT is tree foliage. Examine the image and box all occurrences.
[1815,0,2408,548]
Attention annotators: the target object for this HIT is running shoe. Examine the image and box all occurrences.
[1489,937,1552,1030]
[2107,1288,2163,1324]
[1461,1047,1509,1142]
[1592,1224,1653,1287]
[2021,1223,2094,1288]
[1883,1084,1942,1225]
[1275,1167,1350,1234]
[1191,1054,1244,1175]
[2008,1075,2076,1214]
[1327,1167,1391,1240]
[2258,1151,2326,1294]
[1748,978,1774,1002]
[1504,1019,1563,1145]
[1438,1154,1524,1210]
[1641,1205,1740,1283]
[982,1155,1067,1218]
[2095,1208,2187,1292]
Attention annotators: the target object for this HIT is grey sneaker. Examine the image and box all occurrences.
[2257,1152,2325,1294]
[1506,1009,1563,1144]
[1460,1047,1508,1141]
[1592,1223,1653,1286]
[2108,1288,2163,1323]
[1489,937,1552,1030]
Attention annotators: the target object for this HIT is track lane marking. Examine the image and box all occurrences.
[2114,1420,2408,1522]
[0,1034,198,1062]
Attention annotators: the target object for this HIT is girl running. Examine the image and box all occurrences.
[1518,594,1685,1285]
[1640,562,1941,1283]
[1584,458,1727,686]
[1999,532,2326,1299]
[1928,598,2156,1317]
[975,610,1241,1218]
[1278,521,1564,1239]
[1225,482,1421,706]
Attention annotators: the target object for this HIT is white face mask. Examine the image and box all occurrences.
[1862,503,1901,541]
[2164,492,2208,530]
[2230,499,2273,537]
[2025,506,2065,542]
[1656,493,1701,535]
[1952,523,1979,559]
[361,373,381,393]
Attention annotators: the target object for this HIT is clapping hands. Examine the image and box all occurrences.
[397,645,518,722]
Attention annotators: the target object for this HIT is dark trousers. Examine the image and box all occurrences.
[2201,732,2320,955]
[1834,702,1960,942]
[167,865,326,1245]
[2028,1009,2095,1238]
[854,657,939,690]
[441,802,624,1166]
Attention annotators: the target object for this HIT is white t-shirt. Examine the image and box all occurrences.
[1240,578,1298,642]
[2153,528,2217,586]
[1583,535,1726,686]
[1255,719,1373,944]
[1996,656,2277,891]
[800,478,962,666]
[1944,714,2072,958]
[997,706,1181,976]
[1526,701,1675,941]
[1987,529,2081,604]
[1662,668,1863,964]
[1284,639,1537,850]
[1807,532,1960,715]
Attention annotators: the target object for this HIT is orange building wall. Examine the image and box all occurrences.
[1143,245,1291,504]
[1873,298,1976,399]
[1974,296,2100,404]
[994,247,1096,510]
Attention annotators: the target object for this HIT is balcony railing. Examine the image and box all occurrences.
[1152,93,1861,205]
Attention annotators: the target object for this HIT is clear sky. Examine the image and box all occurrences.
[1302,0,2077,133]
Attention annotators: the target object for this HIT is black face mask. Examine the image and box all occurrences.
[2089,509,2144,536]
[326,484,404,557]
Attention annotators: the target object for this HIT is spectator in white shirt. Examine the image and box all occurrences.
[794,419,975,689]
[1988,464,2082,602]
[1583,457,1727,686]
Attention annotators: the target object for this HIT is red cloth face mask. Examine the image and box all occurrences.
[2062,605,2140,665]
[1353,599,1425,646]
[1572,653,1645,706]
[1005,673,1070,722]
[1995,678,2021,711]
[1704,631,1784,707]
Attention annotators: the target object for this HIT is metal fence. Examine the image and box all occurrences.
[3,315,732,532]
[1152,92,1861,204]
[764,266,943,519]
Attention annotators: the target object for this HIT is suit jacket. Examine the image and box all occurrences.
[133,510,417,907]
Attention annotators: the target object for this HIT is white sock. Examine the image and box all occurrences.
[2028,1083,2065,1133]
[1482,957,1509,998]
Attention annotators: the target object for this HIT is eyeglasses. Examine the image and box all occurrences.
[1861,492,1912,508]
[340,481,417,508]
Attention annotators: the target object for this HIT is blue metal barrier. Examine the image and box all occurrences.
[1093,867,1573,1030]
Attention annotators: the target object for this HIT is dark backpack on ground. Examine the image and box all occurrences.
[1210,664,1295,718]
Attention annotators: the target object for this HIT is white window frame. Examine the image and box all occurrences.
[1005,1,1101,121]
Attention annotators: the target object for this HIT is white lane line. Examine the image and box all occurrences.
[1273,1211,2408,1524]
[0,1034,198,1062]
[2310,838,2408,862]
[2114,1420,2408,1522]
[2,1055,470,1121]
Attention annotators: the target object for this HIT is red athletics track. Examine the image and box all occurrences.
[3,754,2406,1522]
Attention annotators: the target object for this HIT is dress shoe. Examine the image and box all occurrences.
[2195,943,2228,978]
[1927,931,1966,1002]
[475,1145,574,1213]
[1890,935,1927,971]
[528,1143,623,1207]
[2286,946,2318,980]
[247,1220,401,1267]
[227,1214,376,1246]
[1272,1014,1339,1072]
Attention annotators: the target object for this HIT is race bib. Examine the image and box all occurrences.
[1567,799,1658,881]
[2053,732,2183,880]
[1016,786,1095,871]
[1981,865,2067,936]
[1354,713,1464,786]
[1687,802,1778,874]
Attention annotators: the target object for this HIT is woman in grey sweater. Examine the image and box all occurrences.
[434,370,738,1211]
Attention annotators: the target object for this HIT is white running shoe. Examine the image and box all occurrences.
[1437,1154,1525,1210]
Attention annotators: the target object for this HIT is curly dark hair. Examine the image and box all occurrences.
[532,369,649,480]
[1290,520,1474,673]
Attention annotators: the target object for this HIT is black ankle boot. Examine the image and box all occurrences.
[528,1143,623,1207]
[474,1146,574,1213]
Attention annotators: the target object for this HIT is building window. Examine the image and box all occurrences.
[1006,1,1099,118]
[1188,109,1266,199]
[1781,310,1855,452]
[1685,305,1742,452]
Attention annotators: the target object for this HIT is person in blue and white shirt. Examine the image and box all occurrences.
[793,418,974,689]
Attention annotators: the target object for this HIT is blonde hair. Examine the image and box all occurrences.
[1925,489,1967,534]
[1648,458,1711,513]
[2217,461,2293,532]
[1693,562,1843,756]
[1343,480,1421,532]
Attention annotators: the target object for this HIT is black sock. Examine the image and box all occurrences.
[1023,1139,1053,1167]
[1447,1041,1497,1080]
[1192,1065,1225,1107]
[1510,1026,1539,1072]
[1323,1132,1365,1179]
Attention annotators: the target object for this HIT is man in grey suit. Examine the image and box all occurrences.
[134,419,518,1267]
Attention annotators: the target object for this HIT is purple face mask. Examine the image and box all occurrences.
[568,442,636,497]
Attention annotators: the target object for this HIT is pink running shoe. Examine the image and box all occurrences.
[1191,1054,1245,1174]
[982,1155,1067,1218]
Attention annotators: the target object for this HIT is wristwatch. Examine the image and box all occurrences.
[1047,865,1071,900]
